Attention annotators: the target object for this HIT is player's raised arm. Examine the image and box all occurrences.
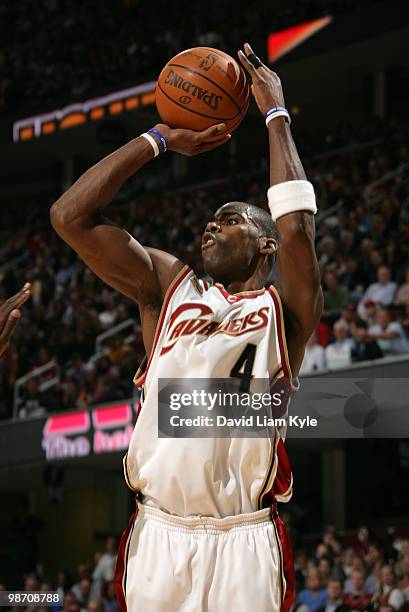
[50,124,230,306]
[238,44,323,376]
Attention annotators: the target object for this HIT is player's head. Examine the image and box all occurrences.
[201,202,278,284]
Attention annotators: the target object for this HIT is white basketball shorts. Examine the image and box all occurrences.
[115,501,294,612]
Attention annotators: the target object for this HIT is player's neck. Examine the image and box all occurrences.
[219,270,269,295]
[212,256,271,294]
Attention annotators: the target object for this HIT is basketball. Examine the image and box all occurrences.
[155,47,250,138]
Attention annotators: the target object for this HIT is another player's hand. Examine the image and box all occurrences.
[238,43,285,116]
[154,123,231,157]
[0,283,31,356]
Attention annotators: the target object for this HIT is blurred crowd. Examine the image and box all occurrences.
[300,116,409,374]
[0,0,356,113]
[291,524,409,612]
[0,114,408,418]
[1,524,409,612]
[0,536,119,612]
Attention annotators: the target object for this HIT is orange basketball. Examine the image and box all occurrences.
[156,47,250,139]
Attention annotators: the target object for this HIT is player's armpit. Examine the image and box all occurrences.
[50,211,184,306]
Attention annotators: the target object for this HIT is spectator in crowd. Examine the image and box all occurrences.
[342,568,371,610]
[91,537,117,599]
[352,526,372,560]
[76,578,91,612]
[398,555,409,600]
[24,573,40,591]
[18,378,47,418]
[350,319,383,362]
[358,266,397,318]
[341,255,366,300]
[344,554,377,596]
[339,547,355,580]
[295,549,309,592]
[317,556,334,582]
[360,300,378,327]
[395,266,409,308]
[60,378,80,411]
[56,570,70,600]
[63,591,80,612]
[372,565,406,610]
[367,542,386,587]
[77,363,108,408]
[315,543,331,563]
[315,319,332,348]
[322,526,343,558]
[103,582,119,612]
[98,294,118,330]
[324,319,353,369]
[318,577,350,612]
[368,308,409,355]
[71,572,91,611]
[300,332,326,375]
[87,599,104,612]
[297,568,328,612]
[323,271,351,323]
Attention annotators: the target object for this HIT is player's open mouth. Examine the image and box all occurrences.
[201,233,216,250]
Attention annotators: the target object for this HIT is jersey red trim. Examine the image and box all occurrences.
[257,435,278,510]
[214,283,267,303]
[266,286,292,380]
[260,287,294,510]
[262,438,293,508]
[133,265,191,387]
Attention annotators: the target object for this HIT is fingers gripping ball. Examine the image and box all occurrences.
[156,47,250,140]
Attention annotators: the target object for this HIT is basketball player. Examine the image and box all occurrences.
[0,283,31,357]
[50,44,322,612]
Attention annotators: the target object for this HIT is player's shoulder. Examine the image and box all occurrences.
[144,247,187,299]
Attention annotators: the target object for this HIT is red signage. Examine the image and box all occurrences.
[41,401,136,461]
[267,16,332,63]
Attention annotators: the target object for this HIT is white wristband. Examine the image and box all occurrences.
[268,180,317,222]
[265,110,291,126]
[141,132,159,157]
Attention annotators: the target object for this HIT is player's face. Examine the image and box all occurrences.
[201,205,264,282]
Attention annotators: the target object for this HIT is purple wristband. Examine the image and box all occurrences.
[264,106,288,118]
[148,128,167,153]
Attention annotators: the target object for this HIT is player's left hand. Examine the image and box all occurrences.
[238,43,286,116]
[0,283,31,356]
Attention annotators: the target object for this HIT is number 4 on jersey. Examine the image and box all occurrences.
[230,343,257,392]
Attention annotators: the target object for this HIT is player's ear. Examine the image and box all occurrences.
[259,237,277,255]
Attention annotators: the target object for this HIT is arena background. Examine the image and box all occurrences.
[1,0,409,607]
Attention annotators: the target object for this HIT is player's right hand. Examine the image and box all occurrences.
[154,123,231,157]
[0,283,31,356]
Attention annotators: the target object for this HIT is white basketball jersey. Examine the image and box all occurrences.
[124,266,297,518]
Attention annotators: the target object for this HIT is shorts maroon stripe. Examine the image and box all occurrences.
[272,505,295,612]
[114,510,136,612]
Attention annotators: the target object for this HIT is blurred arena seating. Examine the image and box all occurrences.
[0,0,357,114]
[0,114,408,419]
